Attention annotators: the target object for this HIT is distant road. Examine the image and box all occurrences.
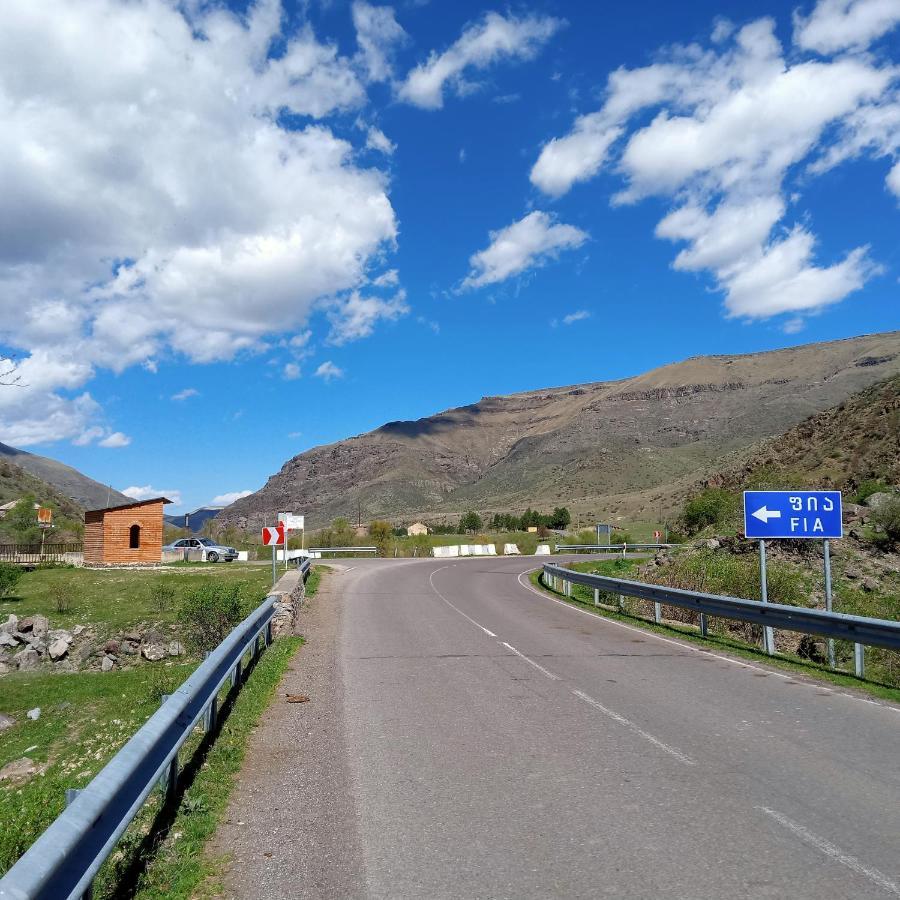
[220,556,900,899]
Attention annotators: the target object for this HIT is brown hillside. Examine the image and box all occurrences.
[220,332,900,530]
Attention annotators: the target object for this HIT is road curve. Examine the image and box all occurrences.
[220,556,900,899]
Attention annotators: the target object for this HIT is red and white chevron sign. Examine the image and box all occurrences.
[261,525,285,546]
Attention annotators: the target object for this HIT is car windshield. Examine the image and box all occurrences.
[198,538,216,546]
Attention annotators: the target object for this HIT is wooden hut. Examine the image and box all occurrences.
[83,497,171,565]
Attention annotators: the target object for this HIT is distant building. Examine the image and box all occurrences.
[526,526,538,533]
[407,522,428,536]
[84,497,171,565]
[0,500,18,520]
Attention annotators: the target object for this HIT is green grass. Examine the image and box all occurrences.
[530,562,900,705]
[0,564,272,637]
[0,664,194,874]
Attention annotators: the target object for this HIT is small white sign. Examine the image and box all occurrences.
[278,513,304,531]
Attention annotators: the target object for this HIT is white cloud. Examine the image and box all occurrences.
[462,211,588,289]
[794,0,900,53]
[327,290,409,344]
[398,12,563,109]
[530,16,897,323]
[353,1,407,82]
[372,269,399,287]
[562,310,591,325]
[366,125,396,155]
[314,361,345,381]
[98,432,131,448]
[283,362,302,380]
[122,485,182,505]
[171,388,199,402]
[211,490,254,506]
[0,0,398,444]
[889,159,900,197]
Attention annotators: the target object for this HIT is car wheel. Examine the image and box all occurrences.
[224,557,234,562]
[207,551,219,563]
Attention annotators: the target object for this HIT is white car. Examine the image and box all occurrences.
[163,537,238,562]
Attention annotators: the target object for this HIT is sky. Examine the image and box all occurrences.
[0,0,898,514]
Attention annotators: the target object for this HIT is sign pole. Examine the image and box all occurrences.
[759,539,774,655]
[271,521,277,589]
[823,539,835,669]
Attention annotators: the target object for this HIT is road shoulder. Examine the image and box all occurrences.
[208,571,365,899]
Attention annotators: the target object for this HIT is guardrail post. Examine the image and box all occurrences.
[265,620,272,647]
[854,643,865,678]
[565,579,571,598]
[204,696,218,734]
[231,659,242,688]
[618,594,624,613]
[654,601,661,624]
[65,790,93,900]
[699,612,708,637]
[157,696,178,802]
[593,588,599,606]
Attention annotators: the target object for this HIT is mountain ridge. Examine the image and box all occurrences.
[219,331,900,530]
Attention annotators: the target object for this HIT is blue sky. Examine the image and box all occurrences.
[0,0,898,513]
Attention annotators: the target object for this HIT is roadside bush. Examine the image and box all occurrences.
[854,479,892,505]
[149,579,176,613]
[871,497,900,545]
[178,582,244,653]
[50,579,78,614]
[680,489,739,534]
[0,563,23,599]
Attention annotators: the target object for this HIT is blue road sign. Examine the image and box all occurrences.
[743,490,843,540]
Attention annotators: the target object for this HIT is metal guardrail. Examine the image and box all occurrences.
[541,563,900,653]
[555,543,673,553]
[308,546,378,556]
[0,565,311,900]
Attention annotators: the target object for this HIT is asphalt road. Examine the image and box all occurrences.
[220,555,900,899]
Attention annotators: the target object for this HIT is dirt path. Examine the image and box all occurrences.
[210,571,366,899]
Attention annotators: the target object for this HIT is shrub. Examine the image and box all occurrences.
[177,582,245,653]
[0,563,23,599]
[854,479,891,505]
[871,497,900,544]
[680,489,739,534]
[50,580,77,614]
[149,579,176,612]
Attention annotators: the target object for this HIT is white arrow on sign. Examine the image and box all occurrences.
[751,506,782,523]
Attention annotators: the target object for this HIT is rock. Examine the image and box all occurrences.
[26,707,40,720]
[861,577,879,593]
[0,615,18,634]
[49,629,73,644]
[14,647,41,671]
[0,713,15,731]
[797,635,828,664]
[17,616,34,632]
[0,757,37,782]
[123,631,142,643]
[703,538,721,550]
[142,628,166,646]
[844,568,861,579]
[76,642,98,665]
[866,491,895,510]
[48,638,69,660]
[101,655,116,672]
[167,641,185,658]
[849,528,865,541]
[141,643,166,662]
[32,615,49,638]
[103,640,121,655]
[120,641,137,656]
[72,624,85,637]
[0,662,10,677]
[0,632,19,649]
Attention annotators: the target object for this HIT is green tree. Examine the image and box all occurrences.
[0,563,24,599]
[871,497,900,544]
[459,511,482,532]
[549,507,571,530]
[178,582,245,653]
[680,489,739,534]
[4,496,41,544]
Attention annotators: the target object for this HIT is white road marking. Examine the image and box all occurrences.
[757,806,900,896]
[500,641,560,680]
[428,567,498,638]
[516,569,900,715]
[571,688,696,765]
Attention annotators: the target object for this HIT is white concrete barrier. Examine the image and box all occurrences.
[237,551,249,562]
[503,543,520,555]
[433,545,460,558]
[487,545,497,555]
[534,544,551,556]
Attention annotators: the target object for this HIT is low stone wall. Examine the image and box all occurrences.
[270,569,308,638]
